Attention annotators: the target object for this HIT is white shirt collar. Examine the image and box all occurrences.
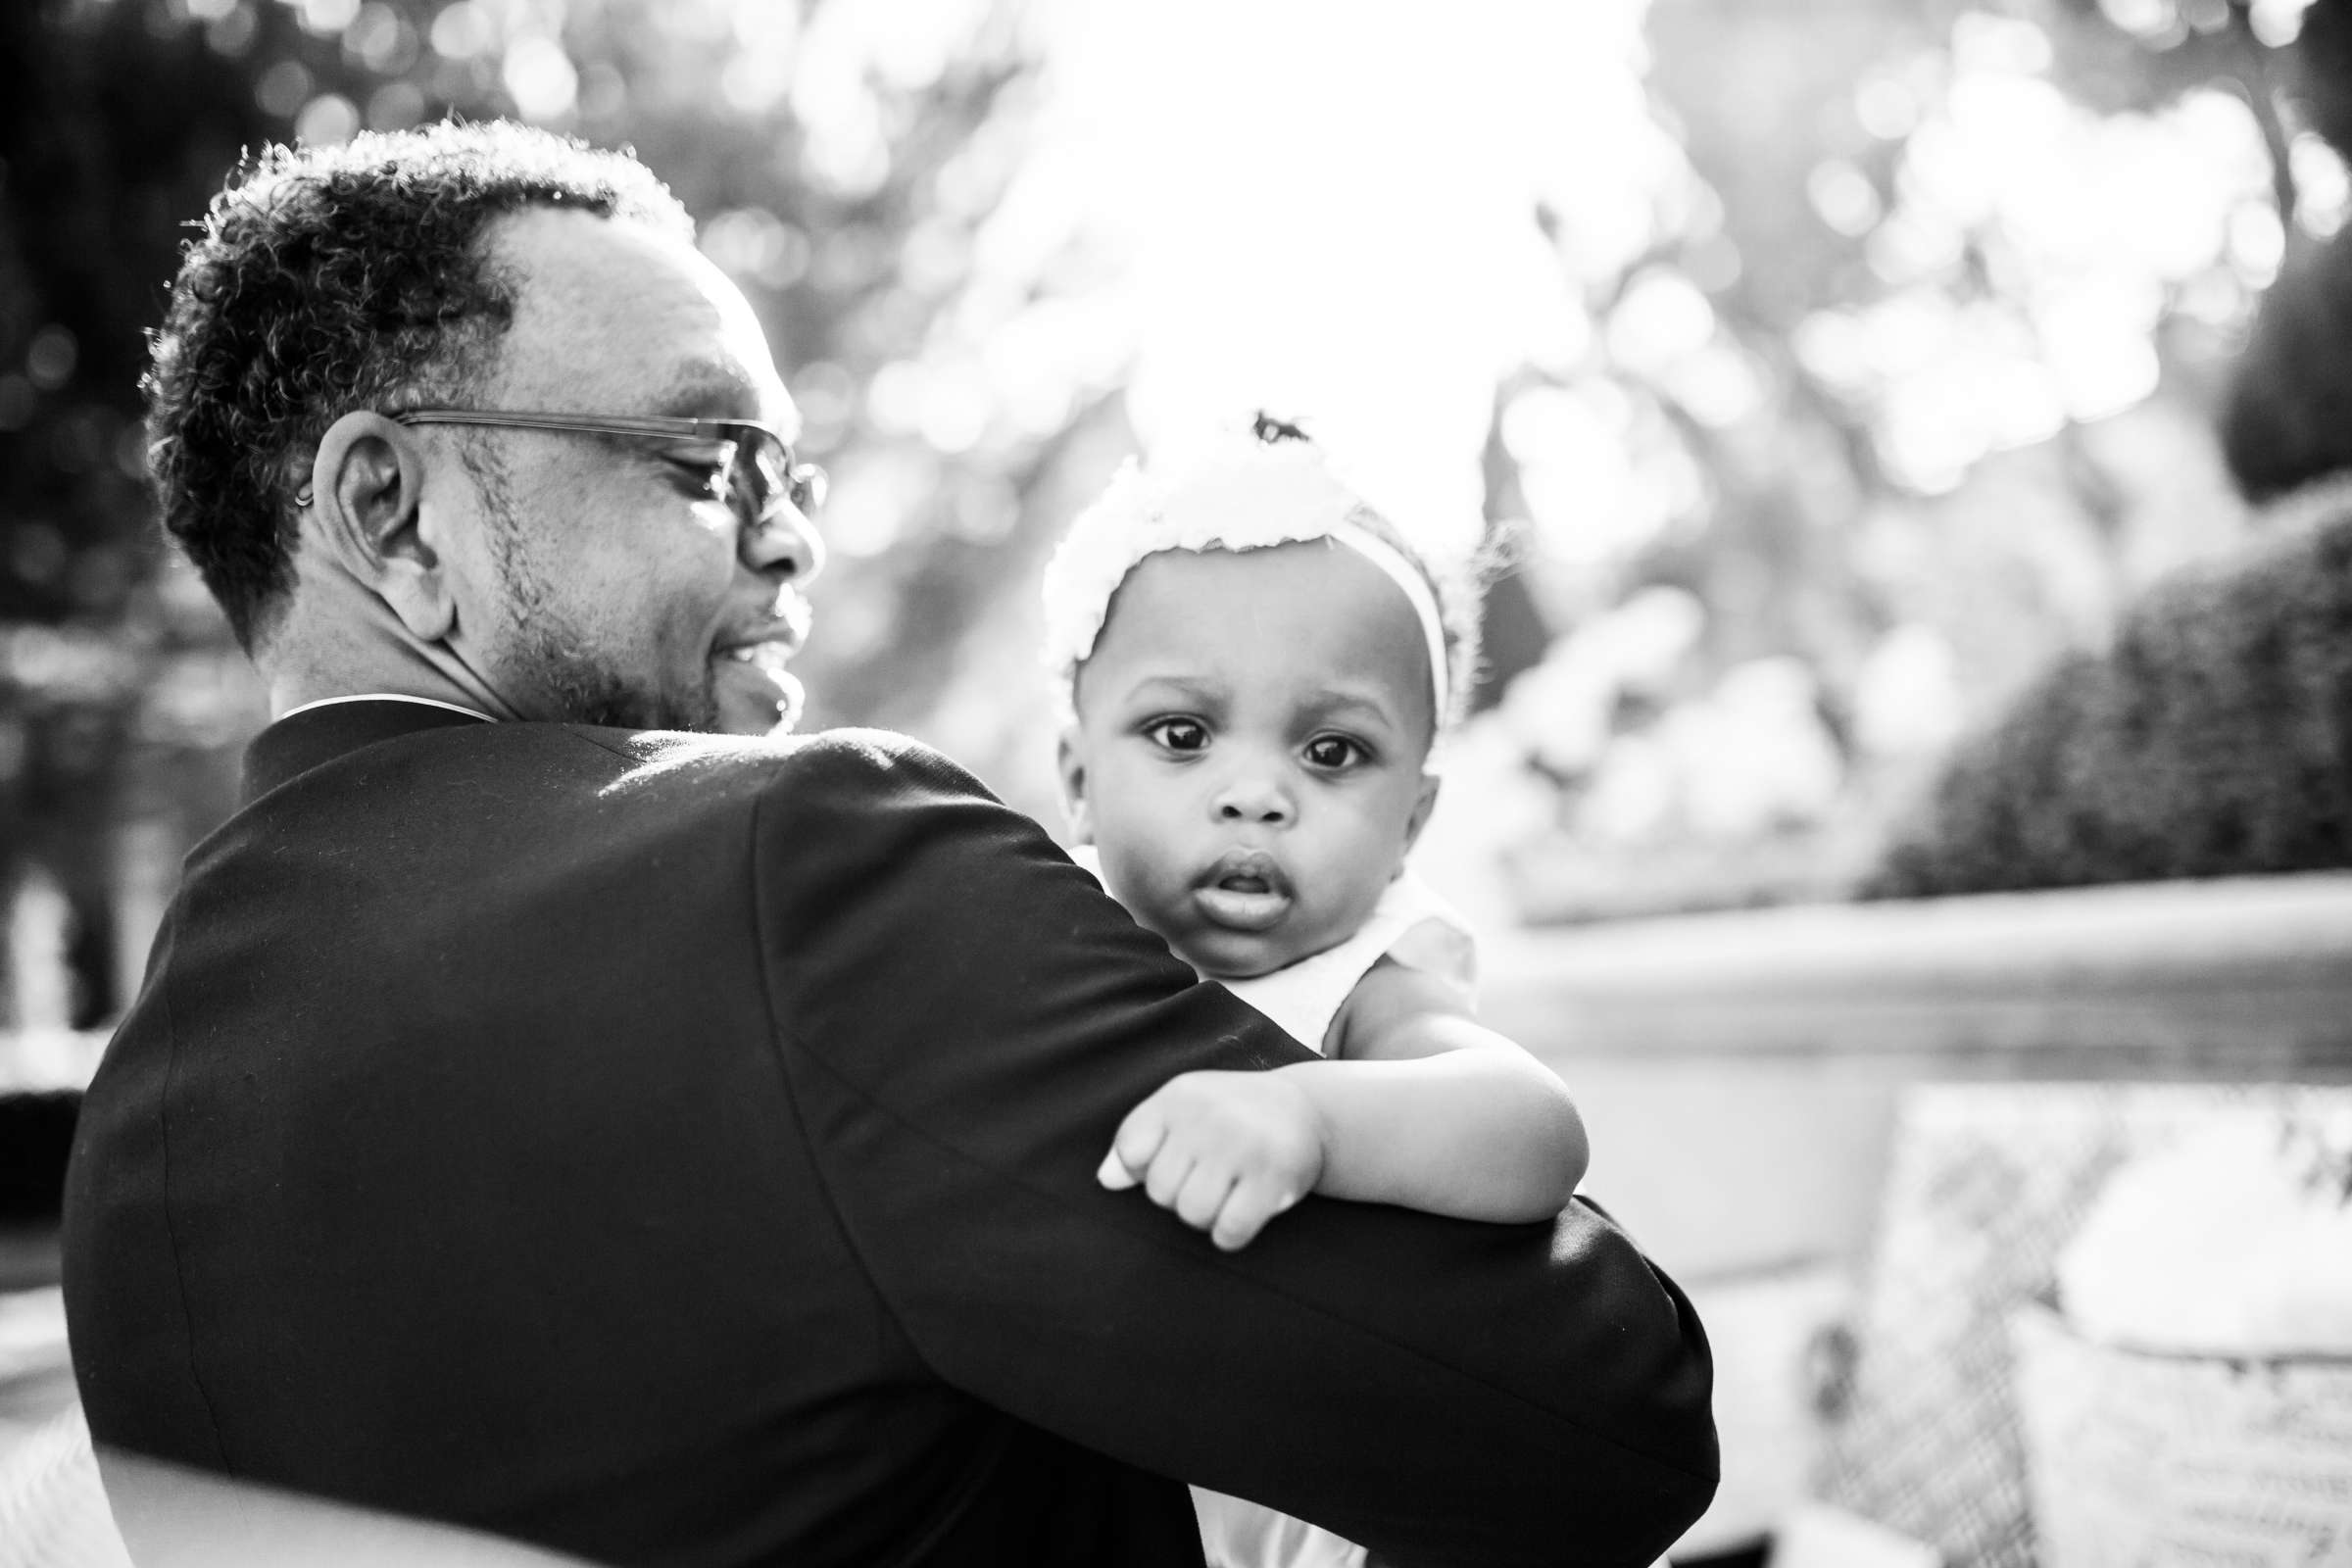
[277,693,499,725]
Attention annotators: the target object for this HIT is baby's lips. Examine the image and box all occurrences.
[1193,883,1290,932]
[1201,847,1292,898]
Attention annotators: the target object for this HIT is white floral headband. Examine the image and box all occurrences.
[1041,426,1452,724]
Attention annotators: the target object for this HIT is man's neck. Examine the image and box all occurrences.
[266,661,522,723]
[260,594,524,722]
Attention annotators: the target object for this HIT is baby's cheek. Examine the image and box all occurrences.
[1321,864,1396,941]
[1097,837,1186,926]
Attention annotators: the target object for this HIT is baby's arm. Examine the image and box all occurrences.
[1301,960,1588,1218]
[1098,961,1587,1249]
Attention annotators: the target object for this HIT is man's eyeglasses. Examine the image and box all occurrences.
[298,409,826,523]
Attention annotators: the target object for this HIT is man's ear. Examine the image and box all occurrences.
[1055,728,1095,845]
[1401,770,1442,858]
[307,411,451,641]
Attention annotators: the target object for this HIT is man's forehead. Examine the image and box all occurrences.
[487,207,786,418]
[642,361,802,436]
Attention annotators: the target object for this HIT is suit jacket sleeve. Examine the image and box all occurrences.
[755,733,1716,1568]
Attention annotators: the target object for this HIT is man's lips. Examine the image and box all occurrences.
[714,594,812,667]
[1191,849,1293,932]
[715,639,799,675]
[712,597,813,731]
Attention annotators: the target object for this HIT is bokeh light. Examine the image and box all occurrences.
[2,0,2338,1002]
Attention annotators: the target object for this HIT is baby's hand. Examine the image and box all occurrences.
[1097,1069,1324,1250]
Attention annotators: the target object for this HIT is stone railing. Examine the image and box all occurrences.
[1476,871,2352,1555]
[17,872,2352,1274]
[1478,870,2352,1283]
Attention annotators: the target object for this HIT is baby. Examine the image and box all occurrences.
[1043,417,1592,1568]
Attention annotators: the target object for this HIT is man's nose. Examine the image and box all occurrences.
[743,503,826,584]
[1213,768,1294,825]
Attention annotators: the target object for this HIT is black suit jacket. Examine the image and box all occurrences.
[64,700,1715,1567]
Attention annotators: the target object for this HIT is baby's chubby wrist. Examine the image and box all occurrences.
[1268,1058,1340,1161]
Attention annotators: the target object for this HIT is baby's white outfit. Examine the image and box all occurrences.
[1068,848,1476,1568]
[1218,873,1477,1055]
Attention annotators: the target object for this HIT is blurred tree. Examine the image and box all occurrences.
[13,0,2342,968]
[2221,220,2352,497]
[0,0,289,1024]
[2222,0,2352,497]
[2292,0,2352,148]
[0,0,1119,1022]
[1478,0,2339,919]
[1852,0,2352,897]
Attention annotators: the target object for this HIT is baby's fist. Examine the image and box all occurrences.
[1098,1070,1324,1250]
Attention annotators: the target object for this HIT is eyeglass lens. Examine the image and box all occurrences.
[734,429,824,521]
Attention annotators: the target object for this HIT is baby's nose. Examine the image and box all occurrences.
[1213,773,1293,825]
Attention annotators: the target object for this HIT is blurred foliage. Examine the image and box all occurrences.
[1474,0,2352,921]
[1,0,286,1021]
[2220,225,2352,496]
[2222,0,2352,498]
[1867,479,2352,895]
[7,0,2352,1010]
[1841,0,2352,898]
[0,0,1126,1021]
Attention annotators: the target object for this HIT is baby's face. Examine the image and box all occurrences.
[1060,540,1440,980]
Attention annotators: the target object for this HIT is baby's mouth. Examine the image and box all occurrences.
[1192,852,1293,932]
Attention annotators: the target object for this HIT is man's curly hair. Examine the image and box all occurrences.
[144,121,694,651]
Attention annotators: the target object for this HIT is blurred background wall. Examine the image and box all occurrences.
[3,0,2349,1028]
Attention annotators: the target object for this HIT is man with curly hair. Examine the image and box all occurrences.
[62,121,1715,1568]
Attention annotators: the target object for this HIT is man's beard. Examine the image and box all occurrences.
[479,470,720,733]
[508,596,717,731]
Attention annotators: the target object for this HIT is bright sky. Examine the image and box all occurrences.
[262,0,2334,573]
[669,0,2320,589]
[991,0,2309,536]
[1013,0,1661,558]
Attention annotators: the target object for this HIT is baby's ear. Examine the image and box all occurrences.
[1401,770,1441,857]
[1054,729,1095,845]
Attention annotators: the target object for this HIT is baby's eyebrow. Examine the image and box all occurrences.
[1121,673,1228,706]
[1300,689,1405,730]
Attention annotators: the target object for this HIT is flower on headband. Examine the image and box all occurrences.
[1040,416,1481,730]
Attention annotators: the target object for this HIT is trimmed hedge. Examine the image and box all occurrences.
[1865,486,2352,899]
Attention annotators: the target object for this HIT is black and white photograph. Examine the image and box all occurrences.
[1,0,2349,1564]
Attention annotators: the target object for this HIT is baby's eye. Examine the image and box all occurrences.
[1302,735,1367,770]
[1144,716,1209,754]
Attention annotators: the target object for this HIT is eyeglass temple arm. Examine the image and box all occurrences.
[296,410,813,506]
[390,410,714,439]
